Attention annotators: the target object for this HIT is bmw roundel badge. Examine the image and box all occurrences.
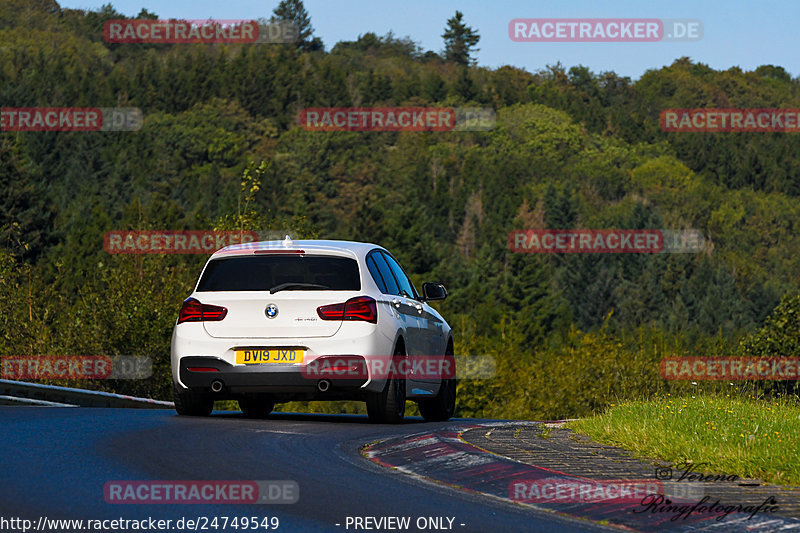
[265,303,279,319]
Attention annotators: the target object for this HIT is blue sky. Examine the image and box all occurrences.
[61,0,798,80]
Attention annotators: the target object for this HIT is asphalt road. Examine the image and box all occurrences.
[0,407,612,533]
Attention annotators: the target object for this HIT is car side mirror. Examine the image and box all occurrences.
[422,282,447,301]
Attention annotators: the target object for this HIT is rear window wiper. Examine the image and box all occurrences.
[269,282,330,294]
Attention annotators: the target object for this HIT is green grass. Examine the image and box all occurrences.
[568,394,800,486]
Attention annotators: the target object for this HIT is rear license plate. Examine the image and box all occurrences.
[236,349,305,364]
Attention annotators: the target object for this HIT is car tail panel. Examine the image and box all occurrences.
[199,292,356,339]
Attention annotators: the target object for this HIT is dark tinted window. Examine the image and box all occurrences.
[366,254,387,293]
[196,255,360,292]
[381,252,418,299]
[371,252,400,295]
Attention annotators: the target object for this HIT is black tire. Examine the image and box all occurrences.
[418,351,456,422]
[366,346,406,424]
[173,382,213,416]
[238,397,275,418]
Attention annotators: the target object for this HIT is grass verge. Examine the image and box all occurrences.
[568,394,800,486]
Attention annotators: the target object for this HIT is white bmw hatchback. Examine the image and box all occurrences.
[171,237,455,423]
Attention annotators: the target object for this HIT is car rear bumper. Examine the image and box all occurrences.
[178,356,369,397]
[170,321,393,396]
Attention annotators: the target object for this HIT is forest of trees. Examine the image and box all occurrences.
[2,0,800,418]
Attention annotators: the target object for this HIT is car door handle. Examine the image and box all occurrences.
[415,304,423,313]
[391,298,401,308]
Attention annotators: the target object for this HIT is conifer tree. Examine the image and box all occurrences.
[442,11,480,65]
[271,0,323,51]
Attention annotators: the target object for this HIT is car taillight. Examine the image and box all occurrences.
[317,296,377,324]
[177,297,228,324]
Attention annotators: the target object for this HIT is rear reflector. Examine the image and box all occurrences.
[187,367,220,372]
[317,296,377,324]
[177,298,228,324]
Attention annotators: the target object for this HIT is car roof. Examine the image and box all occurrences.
[210,238,385,259]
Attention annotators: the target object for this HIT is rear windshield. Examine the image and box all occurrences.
[196,255,361,292]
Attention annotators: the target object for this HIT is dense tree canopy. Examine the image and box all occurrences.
[1,1,799,415]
